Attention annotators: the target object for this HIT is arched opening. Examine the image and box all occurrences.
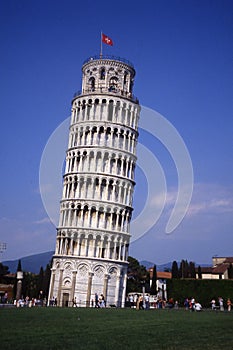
[108,100,114,121]
[88,77,95,91]
[124,71,128,85]
[100,179,107,200]
[100,67,105,80]
[109,77,118,92]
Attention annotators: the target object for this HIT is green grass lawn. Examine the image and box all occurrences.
[0,307,233,350]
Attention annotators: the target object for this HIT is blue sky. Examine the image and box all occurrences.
[1,0,233,265]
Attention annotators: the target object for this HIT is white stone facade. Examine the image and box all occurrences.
[48,56,140,307]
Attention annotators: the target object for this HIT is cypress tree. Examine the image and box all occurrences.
[43,264,51,298]
[171,261,179,278]
[17,259,22,272]
[37,267,44,298]
[228,263,233,279]
[179,260,189,278]
[189,261,196,278]
[150,265,157,295]
[179,260,184,278]
[0,263,9,283]
[184,260,189,278]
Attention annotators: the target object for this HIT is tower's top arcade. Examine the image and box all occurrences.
[74,55,138,103]
[83,55,135,70]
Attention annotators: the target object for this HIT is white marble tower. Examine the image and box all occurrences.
[48,55,140,307]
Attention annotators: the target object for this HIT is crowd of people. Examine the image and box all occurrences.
[71,293,106,308]
[94,292,106,308]
[128,294,172,310]
[210,297,232,312]
[127,293,232,312]
[184,297,202,311]
[14,296,47,307]
[2,289,232,311]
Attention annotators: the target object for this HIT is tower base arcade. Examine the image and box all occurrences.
[48,256,128,308]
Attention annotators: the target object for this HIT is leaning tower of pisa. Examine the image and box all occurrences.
[48,55,140,307]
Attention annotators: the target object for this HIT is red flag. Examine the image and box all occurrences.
[102,33,113,46]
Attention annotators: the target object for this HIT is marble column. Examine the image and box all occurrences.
[103,274,109,306]
[57,269,64,307]
[86,272,94,307]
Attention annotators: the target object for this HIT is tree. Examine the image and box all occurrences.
[179,260,189,278]
[37,267,44,298]
[197,266,202,279]
[228,263,233,279]
[171,261,179,278]
[189,262,196,279]
[22,272,38,299]
[0,263,9,283]
[150,265,157,295]
[42,264,51,298]
[17,259,22,272]
[127,256,150,293]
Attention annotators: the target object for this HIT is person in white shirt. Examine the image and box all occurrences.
[195,302,202,311]
[211,299,216,310]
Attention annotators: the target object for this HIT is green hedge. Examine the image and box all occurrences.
[167,279,233,308]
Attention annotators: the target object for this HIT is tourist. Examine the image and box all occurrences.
[95,293,99,308]
[227,298,232,312]
[134,294,138,308]
[100,294,106,308]
[145,294,150,309]
[194,302,202,312]
[218,297,224,311]
[138,295,143,309]
[129,294,134,308]
[190,297,195,311]
[136,295,140,310]
[210,299,216,310]
[168,298,174,309]
[184,298,189,310]
[72,297,77,307]
[3,292,8,304]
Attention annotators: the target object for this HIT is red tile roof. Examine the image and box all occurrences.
[197,259,232,276]
[212,264,229,274]
[157,271,172,279]
[197,267,212,274]
[148,268,171,279]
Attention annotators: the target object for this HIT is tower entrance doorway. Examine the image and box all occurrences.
[62,293,69,307]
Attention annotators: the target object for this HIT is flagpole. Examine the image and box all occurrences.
[100,31,103,58]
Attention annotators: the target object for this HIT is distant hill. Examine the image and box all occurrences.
[3,252,211,274]
[139,260,155,269]
[3,251,54,274]
[140,260,173,271]
[140,260,211,271]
